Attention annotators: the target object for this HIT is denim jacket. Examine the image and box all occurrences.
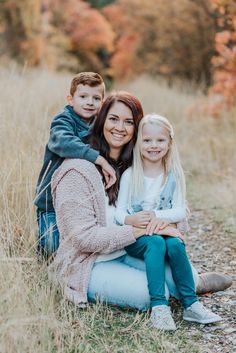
[129,172,176,214]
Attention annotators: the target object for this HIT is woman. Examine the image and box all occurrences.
[48,91,231,313]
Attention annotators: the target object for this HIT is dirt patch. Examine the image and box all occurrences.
[184,209,236,353]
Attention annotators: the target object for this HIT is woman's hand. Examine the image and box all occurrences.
[133,227,147,239]
[177,219,189,234]
[146,217,169,235]
[125,211,153,228]
[158,226,186,243]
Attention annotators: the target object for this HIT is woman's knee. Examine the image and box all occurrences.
[88,260,151,311]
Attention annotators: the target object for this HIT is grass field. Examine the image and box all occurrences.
[0,67,235,353]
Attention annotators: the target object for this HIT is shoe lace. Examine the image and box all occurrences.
[192,302,211,316]
[152,307,172,323]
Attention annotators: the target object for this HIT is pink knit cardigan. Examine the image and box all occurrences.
[48,158,136,304]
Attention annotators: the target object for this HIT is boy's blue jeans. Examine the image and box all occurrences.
[125,235,198,308]
[36,209,60,257]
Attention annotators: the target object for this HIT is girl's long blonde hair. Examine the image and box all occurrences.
[129,114,186,206]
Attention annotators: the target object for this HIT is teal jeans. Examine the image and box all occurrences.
[125,235,198,308]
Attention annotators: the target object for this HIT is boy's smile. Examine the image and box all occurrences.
[67,84,103,122]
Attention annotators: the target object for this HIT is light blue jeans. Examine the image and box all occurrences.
[88,254,198,311]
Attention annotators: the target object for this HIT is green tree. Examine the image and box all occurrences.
[86,0,115,9]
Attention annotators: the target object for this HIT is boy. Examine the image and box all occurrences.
[34,72,115,258]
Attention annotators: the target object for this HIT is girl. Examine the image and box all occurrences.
[115,114,222,330]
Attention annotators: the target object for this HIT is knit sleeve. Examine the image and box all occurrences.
[54,169,136,254]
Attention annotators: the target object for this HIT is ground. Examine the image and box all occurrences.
[182,209,236,353]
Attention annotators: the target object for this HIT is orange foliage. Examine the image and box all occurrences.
[208,0,236,112]
[104,0,215,83]
[49,0,114,72]
[67,2,114,52]
[110,34,141,79]
[0,0,43,65]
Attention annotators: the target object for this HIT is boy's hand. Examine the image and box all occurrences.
[125,211,153,228]
[95,156,116,189]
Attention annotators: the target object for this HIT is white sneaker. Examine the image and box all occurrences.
[150,305,177,331]
[183,301,222,324]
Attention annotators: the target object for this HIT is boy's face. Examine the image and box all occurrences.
[67,84,104,121]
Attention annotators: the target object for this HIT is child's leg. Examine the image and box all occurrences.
[37,209,60,258]
[164,237,222,324]
[165,236,198,308]
[125,235,168,308]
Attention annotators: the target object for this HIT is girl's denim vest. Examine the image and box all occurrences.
[129,173,176,214]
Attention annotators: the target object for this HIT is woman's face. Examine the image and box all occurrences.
[103,101,135,159]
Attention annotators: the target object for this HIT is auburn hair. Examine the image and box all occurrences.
[87,91,144,205]
[70,72,105,97]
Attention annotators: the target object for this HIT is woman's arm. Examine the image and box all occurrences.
[54,168,136,254]
[115,168,132,225]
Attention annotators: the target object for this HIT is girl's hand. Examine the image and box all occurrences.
[146,218,169,235]
[125,211,152,228]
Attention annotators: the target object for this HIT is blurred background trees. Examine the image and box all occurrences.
[0,0,235,111]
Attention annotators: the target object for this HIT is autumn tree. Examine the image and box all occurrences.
[0,0,115,74]
[47,0,115,75]
[86,0,115,9]
[209,0,236,110]
[104,0,216,84]
[0,0,43,65]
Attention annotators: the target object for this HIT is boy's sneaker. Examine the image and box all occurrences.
[183,301,222,324]
[150,305,177,331]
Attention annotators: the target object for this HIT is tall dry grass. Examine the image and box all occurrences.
[0,67,235,353]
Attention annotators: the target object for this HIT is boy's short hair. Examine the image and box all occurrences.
[70,72,105,97]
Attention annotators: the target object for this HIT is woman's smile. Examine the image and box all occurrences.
[111,132,126,140]
[103,101,134,159]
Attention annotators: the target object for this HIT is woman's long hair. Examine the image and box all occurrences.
[87,91,144,205]
[130,114,186,206]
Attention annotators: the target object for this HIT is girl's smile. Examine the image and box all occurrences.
[141,123,170,164]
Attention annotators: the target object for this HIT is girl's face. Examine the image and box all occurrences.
[103,101,135,159]
[141,123,170,164]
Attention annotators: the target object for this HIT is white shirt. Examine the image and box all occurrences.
[115,168,186,225]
